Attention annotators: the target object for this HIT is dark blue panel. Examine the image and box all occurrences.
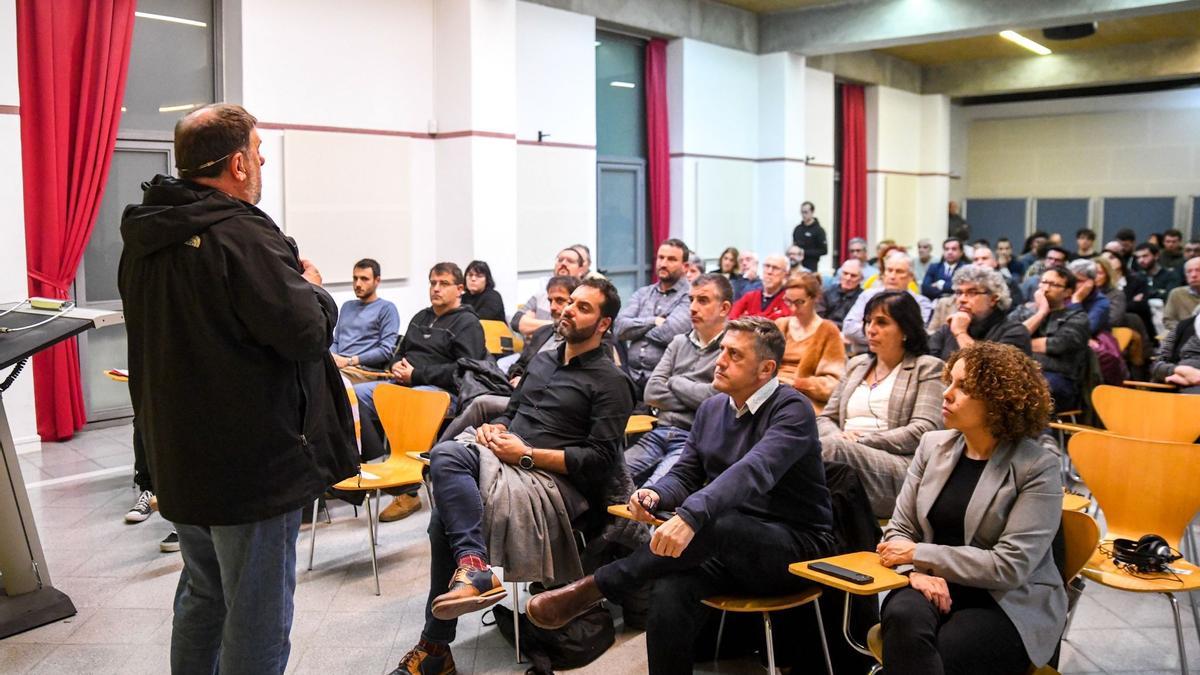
[1102,197,1176,243]
[1036,199,1090,241]
[1193,196,1199,239]
[964,199,1026,248]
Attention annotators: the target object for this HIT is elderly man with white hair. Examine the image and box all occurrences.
[729,253,792,320]
[928,264,1031,360]
[820,258,865,329]
[842,250,933,351]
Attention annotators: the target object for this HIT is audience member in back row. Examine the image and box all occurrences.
[390,278,634,675]
[1186,239,1200,261]
[843,250,934,353]
[820,258,864,329]
[526,317,836,675]
[330,258,401,377]
[1160,228,1185,271]
[1164,256,1200,331]
[912,238,933,285]
[715,246,748,299]
[995,237,1024,278]
[615,239,694,394]
[1134,242,1183,301]
[1075,227,1098,259]
[461,260,505,322]
[820,291,945,518]
[775,273,846,413]
[1012,268,1091,413]
[928,265,1031,362]
[627,274,731,487]
[510,247,586,336]
[878,342,1065,675]
[970,244,1023,305]
[921,238,966,300]
[785,245,805,273]
[1100,247,1154,342]
[791,200,826,273]
[684,252,705,283]
[738,250,764,298]
[729,254,791,320]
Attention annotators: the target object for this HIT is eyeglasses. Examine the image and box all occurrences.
[849,248,866,254]
[953,289,990,298]
[783,297,808,308]
[1038,280,1067,289]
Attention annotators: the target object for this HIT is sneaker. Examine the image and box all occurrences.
[125,490,154,523]
[388,645,455,675]
[160,531,180,553]
[379,493,422,522]
[431,565,506,620]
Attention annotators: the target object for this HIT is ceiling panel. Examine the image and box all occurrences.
[709,0,846,13]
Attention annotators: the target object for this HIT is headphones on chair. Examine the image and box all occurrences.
[1111,534,1181,574]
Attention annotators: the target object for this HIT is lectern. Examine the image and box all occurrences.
[0,302,123,637]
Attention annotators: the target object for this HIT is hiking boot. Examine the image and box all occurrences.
[160,531,180,553]
[379,493,422,522]
[125,490,154,523]
[430,566,506,620]
[388,644,456,675]
[526,575,603,630]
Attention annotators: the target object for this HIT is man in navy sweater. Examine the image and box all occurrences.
[526,316,835,674]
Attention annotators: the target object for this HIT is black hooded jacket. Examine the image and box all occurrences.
[118,175,358,526]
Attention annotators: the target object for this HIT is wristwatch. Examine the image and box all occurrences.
[519,450,535,470]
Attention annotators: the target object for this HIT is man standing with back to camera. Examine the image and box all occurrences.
[119,103,358,675]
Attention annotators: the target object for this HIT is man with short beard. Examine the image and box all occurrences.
[510,247,587,336]
[330,258,401,380]
[389,279,635,675]
[615,239,694,393]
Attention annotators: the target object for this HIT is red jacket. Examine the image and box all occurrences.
[729,289,791,321]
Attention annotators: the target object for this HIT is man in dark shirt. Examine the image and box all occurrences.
[1012,268,1091,412]
[820,259,864,328]
[791,201,826,273]
[390,278,633,675]
[526,317,835,674]
[1133,242,1183,301]
[928,265,1031,360]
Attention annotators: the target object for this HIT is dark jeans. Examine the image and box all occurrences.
[1044,372,1080,413]
[171,509,303,675]
[593,511,834,675]
[132,423,152,492]
[624,426,688,488]
[881,586,1029,675]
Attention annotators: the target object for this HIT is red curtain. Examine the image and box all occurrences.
[16,0,136,441]
[645,38,670,249]
[839,84,867,262]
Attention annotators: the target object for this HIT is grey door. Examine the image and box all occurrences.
[597,160,648,301]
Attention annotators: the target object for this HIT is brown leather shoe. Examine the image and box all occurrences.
[379,493,422,522]
[431,566,507,620]
[388,644,456,675]
[526,575,604,630]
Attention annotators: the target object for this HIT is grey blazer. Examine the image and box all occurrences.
[883,429,1067,667]
[816,353,945,455]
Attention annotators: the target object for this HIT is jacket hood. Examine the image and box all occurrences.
[120,174,252,258]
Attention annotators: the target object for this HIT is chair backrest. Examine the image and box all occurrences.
[1090,384,1200,442]
[1111,326,1134,353]
[480,319,524,355]
[373,384,451,454]
[1059,509,1100,583]
[1068,430,1200,549]
[343,377,361,446]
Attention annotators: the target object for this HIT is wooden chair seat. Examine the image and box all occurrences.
[332,461,424,492]
[866,624,883,661]
[702,587,822,613]
[1062,492,1091,512]
[1081,548,1200,593]
[1122,380,1176,391]
[625,414,656,435]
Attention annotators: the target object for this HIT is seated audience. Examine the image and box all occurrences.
[616,239,694,393]
[738,250,765,298]
[1163,257,1200,331]
[843,250,934,352]
[970,244,1023,305]
[1113,228,1137,264]
[355,262,487,519]
[1133,242,1183,301]
[1066,258,1111,335]
[1012,268,1090,412]
[786,244,805,273]
[462,260,505,322]
[1093,255,1127,329]
[1100,248,1154,342]
[995,237,1024,278]
[869,239,896,268]
[921,238,966,300]
[913,238,933,286]
[330,258,401,377]
[510,247,586,336]
[775,272,846,412]
[525,317,836,674]
[1075,227,1097,259]
[715,246,749,299]
[729,254,791,320]
[877,342,1064,675]
[1152,314,1200,393]
[820,291,945,518]
[684,252,705,283]
[1017,232,1048,275]
[1161,228,1186,271]
[570,243,602,280]
[627,274,731,487]
[1186,239,1200,261]
[1020,245,1069,300]
[846,237,879,281]
[389,279,634,675]
[819,258,864,329]
[929,265,1031,360]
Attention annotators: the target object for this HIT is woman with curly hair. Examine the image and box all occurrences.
[875,342,1065,675]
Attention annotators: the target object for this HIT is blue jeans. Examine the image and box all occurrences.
[625,426,688,487]
[171,510,302,675]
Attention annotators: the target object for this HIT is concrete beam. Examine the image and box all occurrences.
[807,50,923,93]
[525,0,758,53]
[923,37,1200,97]
[761,0,1200,55]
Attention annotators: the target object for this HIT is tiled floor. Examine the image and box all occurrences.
[2,423,1198,674]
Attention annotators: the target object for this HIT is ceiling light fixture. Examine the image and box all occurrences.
[999,30,1052,56]
[135,11,208,28]
[158,103,200,113]
[610,81,636,89]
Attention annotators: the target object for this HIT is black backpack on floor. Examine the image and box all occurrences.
[487,602,615,674]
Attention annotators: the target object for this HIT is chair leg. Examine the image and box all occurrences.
[365,490,380,596]
[306,499,319,571]
[1186,524,1200,650]
[813,597,834,675]
[512,582,522,664]
[714,610,727,663]
[1165,593,1189,675]
[762,611,776,675]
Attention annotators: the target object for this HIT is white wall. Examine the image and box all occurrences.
[804,68,836,261]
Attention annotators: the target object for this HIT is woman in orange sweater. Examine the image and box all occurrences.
[775,272,846,413]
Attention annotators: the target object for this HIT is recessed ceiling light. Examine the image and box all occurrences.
[158,103,199,113]
[135,11,208,28]
[610,81,636,89]
[999,30,1052,56]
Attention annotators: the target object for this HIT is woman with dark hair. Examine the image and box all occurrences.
[877,342,1065,675]
[462,260,505,322]
[818,290,946,517]
[716,246,749,299]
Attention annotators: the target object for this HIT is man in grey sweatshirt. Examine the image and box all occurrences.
[625,273,732,487]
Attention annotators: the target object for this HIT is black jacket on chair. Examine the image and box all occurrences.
[119,175,358,526]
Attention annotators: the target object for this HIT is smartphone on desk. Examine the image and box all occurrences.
[808,561,874,585]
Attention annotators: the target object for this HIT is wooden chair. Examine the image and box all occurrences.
[625,414,656,436]
[607,505,833,674]
[1112,326,1134,353]
[481,319,524,355]
[1070,430,1200,674]
[1122,380,1177,391]
[306,384,450,595]
[1059,509,1102,643]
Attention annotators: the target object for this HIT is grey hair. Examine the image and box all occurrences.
[839,258,863,274]
[883,249,912,269]
[725,316,785,374]
[848,237,867,247]
[952,263,1011,311]
[1068,258,1097,281]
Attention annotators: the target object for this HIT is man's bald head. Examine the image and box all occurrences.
[175,104,258,180]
